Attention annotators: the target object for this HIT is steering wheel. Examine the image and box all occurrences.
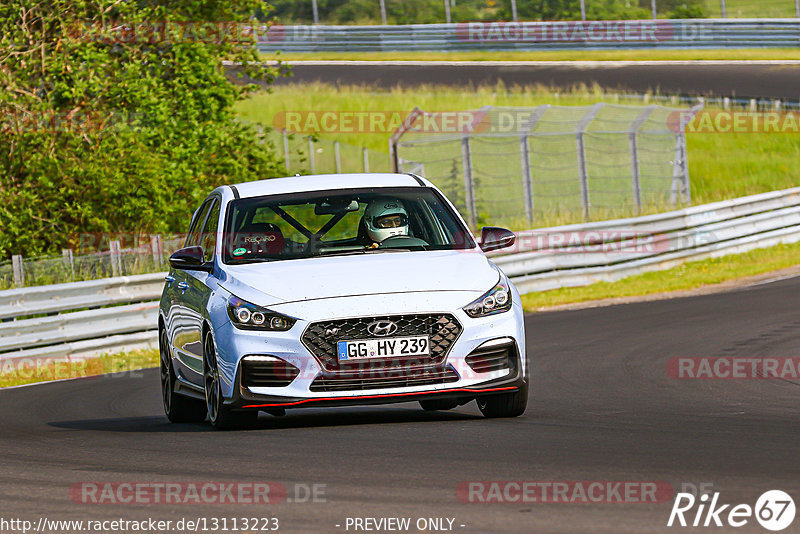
[378,235,429,248]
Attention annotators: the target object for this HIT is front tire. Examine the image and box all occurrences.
[160,329,206,423]
[203,331,258,430]
[476,382,528,418]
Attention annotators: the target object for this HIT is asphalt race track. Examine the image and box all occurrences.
[2,275,799,533]
[266,61,800,100]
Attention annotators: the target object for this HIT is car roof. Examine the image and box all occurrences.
[230,173,428,199]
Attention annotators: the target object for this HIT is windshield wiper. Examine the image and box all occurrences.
[316,248,413,258]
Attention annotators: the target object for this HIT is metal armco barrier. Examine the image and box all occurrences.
[491,187,800,293]
[0,273,165,362]
[257,20,800,52]
[2,187,800,361]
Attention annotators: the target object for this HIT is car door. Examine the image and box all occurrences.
[168,198,215,385]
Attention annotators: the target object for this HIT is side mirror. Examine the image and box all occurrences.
[169,246,212,272]
[479,227,516,252]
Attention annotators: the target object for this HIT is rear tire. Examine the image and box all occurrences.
[204,331,258,430]
[476,382,528,418]
[419,399,459,411]
[160,329,206,423]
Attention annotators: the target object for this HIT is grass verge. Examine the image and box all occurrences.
[521,240,800,311]
[237,82,800,215]
[0,348,159,389]
[270,48,800,63]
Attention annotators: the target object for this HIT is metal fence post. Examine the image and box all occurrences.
[308,136,315,174]
[110,240,122,277]
[796,0,799,18]
[651,0,657,19]
[461,136,477,228]
[151,235,163,267]
[12,255,24,287]
[379,0,387,24]
[580,0,586,20]
[520,105,549,223]
[62,248,75,280]
[311,0,319,24]
[520,135,534,222]
[283,130,290,170]
[444,0,451,23]
[575,103,604,221]
[363,147,370,172]
[334,141,342,173]
[671,134,691,205]
[672,103,702,205]
[721,0,726,18]
[629,106,657,214]
[511,0,518,22]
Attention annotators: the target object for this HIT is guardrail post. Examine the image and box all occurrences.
[12,255,24,288]
[110,240,122,277]
[62,249,74,280]
[363,147,370,172]
[651,0,657,19]
[283,130,290,170]
[796,0,799,18]
[720,0,726,18]
[334,141,342,173]
[461,136,477,228]
[520,135,534,222]
[444,0,451,23]
[575,103,604,221]
[150,235,163,267]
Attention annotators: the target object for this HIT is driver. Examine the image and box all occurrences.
[362,199,409,247]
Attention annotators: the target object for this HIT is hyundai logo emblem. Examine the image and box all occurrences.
[366,320,398,337]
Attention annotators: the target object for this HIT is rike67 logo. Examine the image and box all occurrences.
[668,490,796,531]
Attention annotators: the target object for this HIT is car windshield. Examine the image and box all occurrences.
[222,187,475,264]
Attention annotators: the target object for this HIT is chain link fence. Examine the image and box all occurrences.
[392,103,702,228]
[1,235,185,290]
[262,127,391,176]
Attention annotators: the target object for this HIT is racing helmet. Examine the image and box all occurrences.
[364,199,409,243]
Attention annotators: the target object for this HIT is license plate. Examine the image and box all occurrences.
[337,336,430,361]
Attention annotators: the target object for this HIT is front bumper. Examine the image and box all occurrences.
[212,300,527,410]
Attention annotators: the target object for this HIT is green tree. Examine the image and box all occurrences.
[0,0,287,258]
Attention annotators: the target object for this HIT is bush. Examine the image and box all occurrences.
[0,0,287,259]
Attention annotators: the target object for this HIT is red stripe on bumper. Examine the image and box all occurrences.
[242,386,518,408]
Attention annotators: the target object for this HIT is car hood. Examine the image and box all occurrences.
[218,249,498,307]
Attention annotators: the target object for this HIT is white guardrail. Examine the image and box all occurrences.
[1,187,800,362]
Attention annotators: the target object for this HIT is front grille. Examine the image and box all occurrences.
[241,357,299,388]
[302,313,462,372]
[310,364,460,392]
[465,341,516,374]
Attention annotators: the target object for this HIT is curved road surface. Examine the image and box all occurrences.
[2,276,799,533]
[266,62,800,99]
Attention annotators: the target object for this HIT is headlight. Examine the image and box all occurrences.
[227,296,296,331]
[463,281,512,318]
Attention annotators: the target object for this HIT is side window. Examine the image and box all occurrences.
[200,200,220,263]
[186,201,212,247]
